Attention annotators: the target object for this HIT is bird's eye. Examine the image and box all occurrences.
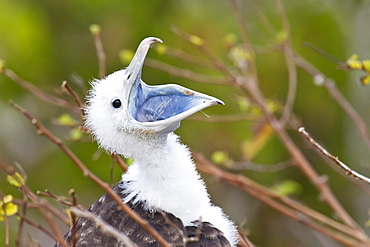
[112,99,122,108]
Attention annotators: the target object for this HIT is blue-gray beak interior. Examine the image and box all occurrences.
[129,81,206,123]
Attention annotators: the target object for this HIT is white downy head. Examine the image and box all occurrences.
[85,37,223,157]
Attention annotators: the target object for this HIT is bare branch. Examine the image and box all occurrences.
[170,26,237,83]
[111,154,128,173]
[145,58,227,85]
[15,212,55,240]
[229,0,258,80]
[274,0,298,127]
[187,113,261,123]
[90,24,106,79]
[1,68,77,114]
[156,45,215,69]
[69,189,78,247]
[61,81,85,116]
[37,190,73,207]
[299,127,370,184]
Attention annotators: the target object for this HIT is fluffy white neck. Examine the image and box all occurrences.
[119,133,237,246]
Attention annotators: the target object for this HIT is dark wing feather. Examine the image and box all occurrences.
[55,182,230,247]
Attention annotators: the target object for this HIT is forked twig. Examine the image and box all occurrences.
[15,212,55,240]
[37,190,73,207]
[299,127,370,184]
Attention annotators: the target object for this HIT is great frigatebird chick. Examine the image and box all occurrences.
[56,37,237,247]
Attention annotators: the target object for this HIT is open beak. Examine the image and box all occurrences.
[125,37,224,133]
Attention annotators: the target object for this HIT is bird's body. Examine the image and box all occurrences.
[56,37,237,246]
[60,181,232,247]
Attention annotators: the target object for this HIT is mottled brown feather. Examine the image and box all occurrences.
[55,182,230,247]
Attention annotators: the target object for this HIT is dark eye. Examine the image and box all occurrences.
[112,99,122,108]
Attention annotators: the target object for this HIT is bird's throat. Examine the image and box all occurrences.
[120,133,211,225]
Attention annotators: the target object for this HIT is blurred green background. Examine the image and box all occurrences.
[1,0,370,246]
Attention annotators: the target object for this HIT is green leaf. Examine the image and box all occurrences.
[362,60,370,72]
[211,151,229,165]
[236,96,250,112]
[57,114,78,126]
[6,172,25,187]
[124,157,135,166]
[189,35,204,46]
[69,128,83,141]
[155,44,167,55]
[0,59,5,73]
[360,75,370,86]
[346,54,362,70]
[89,24,101,35]
[241,124,273,160]
[365,219,370,228]
[223,33,237,47]
[276,30,288,43]
[0,195,18,221]
[271,180,302,197]
[229,45,251,68]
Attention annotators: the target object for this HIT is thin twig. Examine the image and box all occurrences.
[69,189,78,247]
[299,127,370,184]
[294,55,370,150]
[13,162,29,247]
[229,0,258,80]
[37,190,73,207]
[112,154,128,172]
[61,81,85,116]
[187,113,261,123]
[170,26,237,83]
[70,207,138,247]
[237,231,256,247]
[31,194,70,225]
[0,194,10,247]
[230,159,293,172]
[157,45,215,69]
[275,0,298,127]
[1,68,77,113]
[145,58,227,85]
[90,25,106,79]
[16,212,56,240]
[38,203,69,247]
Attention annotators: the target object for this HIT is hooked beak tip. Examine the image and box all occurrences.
[141,37,163,47]
[212,99,225,106]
